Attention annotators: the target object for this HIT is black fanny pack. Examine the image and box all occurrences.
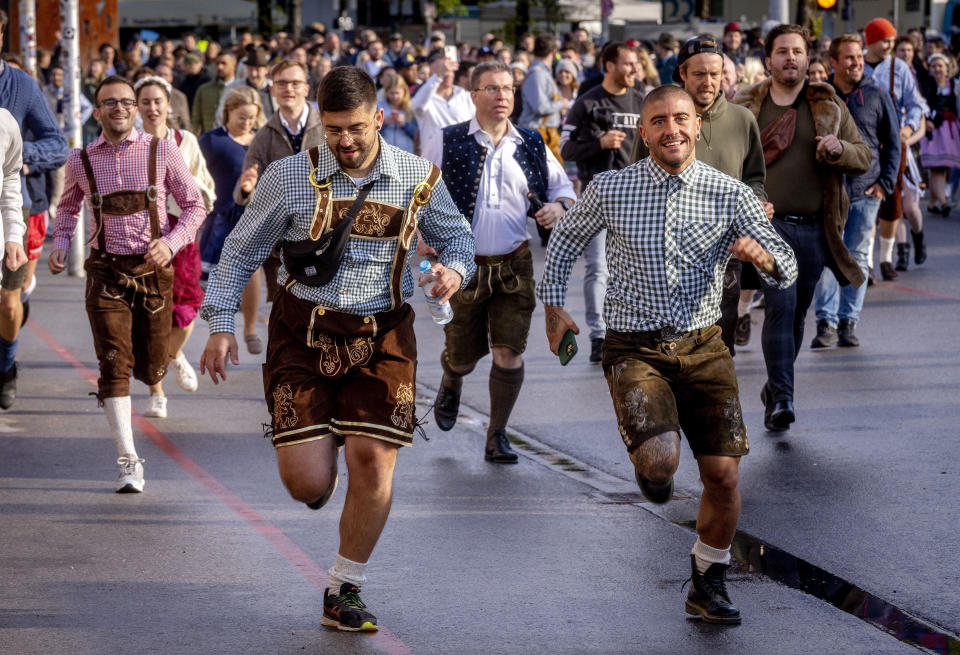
[281,181,374,287]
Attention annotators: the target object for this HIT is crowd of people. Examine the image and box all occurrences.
[0,8,955,637]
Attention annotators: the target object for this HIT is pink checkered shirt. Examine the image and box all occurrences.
[54,129,205,255]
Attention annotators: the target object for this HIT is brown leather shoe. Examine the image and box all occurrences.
[880,261,898,281]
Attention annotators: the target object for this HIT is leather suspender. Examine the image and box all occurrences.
[146,135,161,241]
[79,136,161,253]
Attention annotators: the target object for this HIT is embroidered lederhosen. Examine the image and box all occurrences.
[80,136,175,400]
[263,157,441,448]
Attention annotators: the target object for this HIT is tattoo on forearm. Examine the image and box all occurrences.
[547,311,559,333]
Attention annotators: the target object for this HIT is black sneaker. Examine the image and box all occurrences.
[322,583,378,632]
[433,378,461,431]
[0,362,17,410]
[809,319,837,349]
[837,318,860,347]
[685,555,741,624]
[589,338,604,364]
[734,314,751,346]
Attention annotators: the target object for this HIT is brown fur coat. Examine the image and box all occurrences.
[733,79,870,287]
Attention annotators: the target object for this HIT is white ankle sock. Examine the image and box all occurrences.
[692,538,731,573]
[104,396,137,458]
[327,553,367,595]
[736,298,752,316]
[879,237,895,264]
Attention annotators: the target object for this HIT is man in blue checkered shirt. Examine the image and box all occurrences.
[537,85,797,625]
[199,67,475,633]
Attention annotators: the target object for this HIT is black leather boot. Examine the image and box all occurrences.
[485,429,518,464]
[895,243,910,271]
[685,555,741,624]
[0,362,17,410]
[912,230,926,265]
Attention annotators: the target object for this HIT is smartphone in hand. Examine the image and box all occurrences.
[557,329,578,366]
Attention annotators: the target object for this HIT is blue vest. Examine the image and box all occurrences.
[441,121,549,224]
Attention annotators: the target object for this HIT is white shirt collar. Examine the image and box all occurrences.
[467,117,522,145]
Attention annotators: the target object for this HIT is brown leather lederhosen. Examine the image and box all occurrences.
[80,136,175,400]
[263,155,441,448]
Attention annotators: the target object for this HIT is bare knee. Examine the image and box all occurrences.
[344,438,398,488]
[631,431,681,483]
[698,456,740,498]
[276,439,338,503]
[0,289,19,322]
[491,346,522,370]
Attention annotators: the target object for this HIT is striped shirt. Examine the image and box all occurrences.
[538,158,798,332]
[200,137,476,335]
[54,129,206,255]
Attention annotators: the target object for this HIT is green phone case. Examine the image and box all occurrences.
[558,329,578,365]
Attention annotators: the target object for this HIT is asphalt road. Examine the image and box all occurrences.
[1,212,957,654]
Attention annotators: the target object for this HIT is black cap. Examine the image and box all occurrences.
[672,36,724,83]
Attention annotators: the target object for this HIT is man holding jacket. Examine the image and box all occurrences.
[812,34,900,348]
[732,24,870,432]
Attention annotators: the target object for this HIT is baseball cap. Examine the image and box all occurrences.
[672,35,724,83]
[724,22,742,34]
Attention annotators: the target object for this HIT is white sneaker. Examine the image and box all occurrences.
[144,394,167,418]
[115,455,145,493]
[170,352,198,392]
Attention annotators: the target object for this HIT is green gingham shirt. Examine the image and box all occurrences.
[538,157,798,332]
[201,137,476,334]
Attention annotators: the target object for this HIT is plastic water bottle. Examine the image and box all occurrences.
[419,260,453,325]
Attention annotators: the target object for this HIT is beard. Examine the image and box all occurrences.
[771,65,805,87]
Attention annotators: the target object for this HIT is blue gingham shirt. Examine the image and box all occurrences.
[538,158,798,332]
[201,137,476,334]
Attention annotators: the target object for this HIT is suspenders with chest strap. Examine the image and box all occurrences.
[79,135,161,254]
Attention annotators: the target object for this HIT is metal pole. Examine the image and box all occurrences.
[19,0,37,78]
[62,0,85,276]
[893,0,899,30]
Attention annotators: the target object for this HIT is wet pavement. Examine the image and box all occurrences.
[1,212,957,654]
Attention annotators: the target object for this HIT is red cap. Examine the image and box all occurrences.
[864,18,896,45]
[724,22,742,34]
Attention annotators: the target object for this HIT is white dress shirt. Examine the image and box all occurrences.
[412,74,475,162]
[437,118,574,256]
[0,108,25,247]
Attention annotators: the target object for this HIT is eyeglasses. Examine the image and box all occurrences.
[324,118,376,142]
[99,98,137,109]
[274,79,306,89]
[473,85,515,96]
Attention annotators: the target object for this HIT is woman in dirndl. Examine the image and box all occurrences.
[134,75,216,418]
[920,53,960,216]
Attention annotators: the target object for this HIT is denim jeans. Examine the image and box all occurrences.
[814,195,880,326]
[583,229,608,341]
[761,219,827,403]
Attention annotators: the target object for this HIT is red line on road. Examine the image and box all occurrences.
[872,281,960,301]
[27,317,415,655]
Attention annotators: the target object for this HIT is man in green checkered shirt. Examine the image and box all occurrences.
[537,85,797,624]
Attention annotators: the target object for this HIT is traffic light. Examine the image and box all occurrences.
[817,0,838,10]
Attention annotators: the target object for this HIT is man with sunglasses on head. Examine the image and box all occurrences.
[428,61,575,463]
[48,75,206,494]
[200,66,474,632]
